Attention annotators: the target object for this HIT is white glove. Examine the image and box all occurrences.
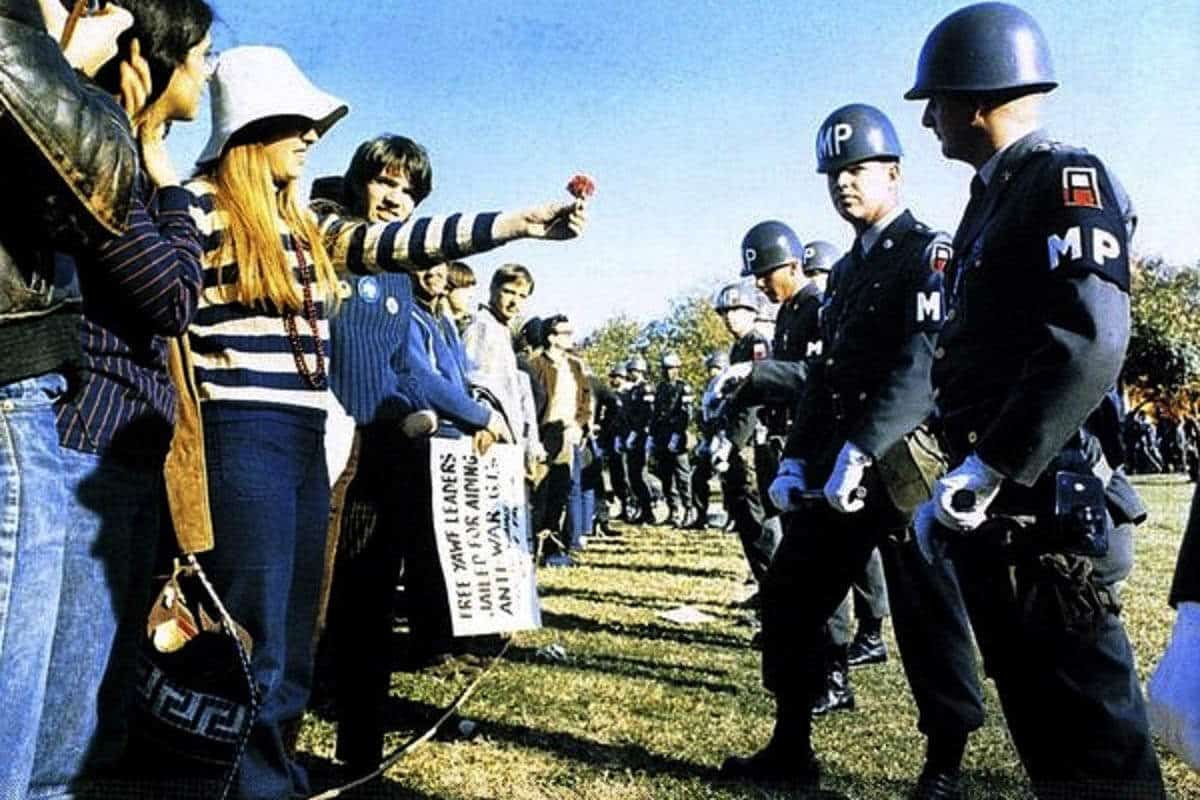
[710,434,732,475]
[824,441,872,513]
[668,433,682,453]
[645,436,654,455]
[1147,602,1200,770]
[768,458,807,512]
[713,362,753,398]
[625,431,637,450]
[931,453,1004,531]
[614,436,624,454]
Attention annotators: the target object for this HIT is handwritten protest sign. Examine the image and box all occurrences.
[429,437,541,636]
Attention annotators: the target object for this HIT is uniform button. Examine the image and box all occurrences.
[974,258,982,267]
[858,392,867,401]
[867,305,875,312]
[826,358,835,366]
[967,431,978,444]
[872,282,881,289]
[934,347,945,359]
[946,309,957,321]
[882,239,894,250]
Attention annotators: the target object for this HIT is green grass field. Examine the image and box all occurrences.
[297,476,1200,799]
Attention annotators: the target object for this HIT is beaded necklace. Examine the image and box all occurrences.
[283,244,328,389]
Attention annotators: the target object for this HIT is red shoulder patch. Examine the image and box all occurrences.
[1062,166,1102,209]
[753,342,767,360]
[930,242,952,273]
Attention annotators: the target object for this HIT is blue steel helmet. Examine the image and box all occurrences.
[609,363,628,379]
[713,280,758,312]
[627,355,649,373]
[801,241,840,275]
[705,351,730,370]
[816,104,903,175]
[740,220,804,277]
[905,3,1057,100]
[661,352,682,369]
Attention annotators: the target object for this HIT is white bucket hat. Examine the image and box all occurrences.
[197,45,348,166]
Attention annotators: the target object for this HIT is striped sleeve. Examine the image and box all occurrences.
[314,203,501,275]
[92,186,203,336]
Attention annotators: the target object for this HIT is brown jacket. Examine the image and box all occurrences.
[527,351,592,459]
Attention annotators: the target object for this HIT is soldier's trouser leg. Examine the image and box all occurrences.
[726,446,775,582]
[950,520,1164,799]
[851,548,890,628]
[625,448,651,518]
[879,536,984,743]
[672,451,692,518]
[690,456,712,523]
[761,496,901,709]
[608,452,629,515]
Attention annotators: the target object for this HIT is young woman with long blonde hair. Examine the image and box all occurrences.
[186,46,586,798]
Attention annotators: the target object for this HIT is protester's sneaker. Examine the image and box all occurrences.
[847,632,888,667]
[542,552,576,568]
[401,410,439,438]
[719,744,820,787]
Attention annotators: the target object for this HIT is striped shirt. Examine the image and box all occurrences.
[55,184,203,459]
[185,187,509,414]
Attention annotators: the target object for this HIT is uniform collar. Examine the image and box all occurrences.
[786,281,822,307]
[859,205,906,256]
[977,129,1050,187]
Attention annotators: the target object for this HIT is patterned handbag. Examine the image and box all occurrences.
[130,556,259,797]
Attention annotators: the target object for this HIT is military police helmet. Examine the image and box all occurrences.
[801,241,840,275]
[705,351,730,370]
[905,3,1057,100]
[713,280,758,312]
[740,220,804,277]
[609,363,628,379]
[815,104,903,175]
[628,355,649,373]
[661,352,682,369]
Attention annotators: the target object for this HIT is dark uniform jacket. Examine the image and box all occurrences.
[740,282,823,436]
[935,131,1133,500]
[784,210,947,472]
[1173,497,1200,607]
[726,330,771,447]
[594,378,624,449]
[623,379,655,447]
[651,378,693,450]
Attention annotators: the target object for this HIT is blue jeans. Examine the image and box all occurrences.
[0,374,69,799]
[199,403,329,800]
[564,446,588,550]
[28,448,162,799]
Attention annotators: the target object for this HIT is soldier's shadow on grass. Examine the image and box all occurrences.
[503,643,739,693]
[539,583,734,615]
[541,608,750,649]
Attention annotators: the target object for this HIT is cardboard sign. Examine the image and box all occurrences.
[429,437,541,636]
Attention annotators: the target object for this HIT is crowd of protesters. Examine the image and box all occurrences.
[0,2,1197,800]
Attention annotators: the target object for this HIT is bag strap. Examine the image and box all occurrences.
[164,335,215,553]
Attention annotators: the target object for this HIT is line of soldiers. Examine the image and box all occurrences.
[701,4,1166,800]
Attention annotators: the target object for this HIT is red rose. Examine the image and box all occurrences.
[566,174,596,199]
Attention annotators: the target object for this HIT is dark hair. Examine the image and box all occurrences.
[446,262,476,290]
[342,135,433,218]
[93,0,213,106]
[517,317,543,350]
[490,263,535,294]
[541,314,571,348]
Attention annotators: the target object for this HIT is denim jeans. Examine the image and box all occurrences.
[199,403,329,800]
[28,448,163,799]
[0,374,69,799]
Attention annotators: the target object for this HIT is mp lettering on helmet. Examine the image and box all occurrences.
[819,123,854,159]
[744,248,757,267]
[1046,226,1122,270]
[1063,167,1102,209]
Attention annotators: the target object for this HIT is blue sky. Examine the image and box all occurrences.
[167,1,1200,333]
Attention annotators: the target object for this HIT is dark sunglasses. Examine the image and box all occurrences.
[60,0,111,51]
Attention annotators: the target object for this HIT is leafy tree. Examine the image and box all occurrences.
[1125,257,1200,412]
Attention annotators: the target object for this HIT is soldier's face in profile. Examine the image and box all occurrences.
[719,307,755,337]
[827,160,899,227]
[921,94,978,163]
[756,264,800,304]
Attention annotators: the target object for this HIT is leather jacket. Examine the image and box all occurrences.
[0,0,138,380]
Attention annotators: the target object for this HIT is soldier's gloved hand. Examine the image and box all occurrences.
[824,442,872,513]
[625,431,638,451]
[931,453,1005,531]
[668,433,682,453]
[613,436,624,454]
[644,436,654,455]
[768,458,807,512]
[713,363,752,398]
[710,434,732,474]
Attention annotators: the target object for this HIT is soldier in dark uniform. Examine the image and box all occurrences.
[602,364,632,520]
[623,356,657,524]
[721,103,986,800]
[650,353,696,527]
[906,4,1164,798]
[709,282,776,578]
[687,352,727,531]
